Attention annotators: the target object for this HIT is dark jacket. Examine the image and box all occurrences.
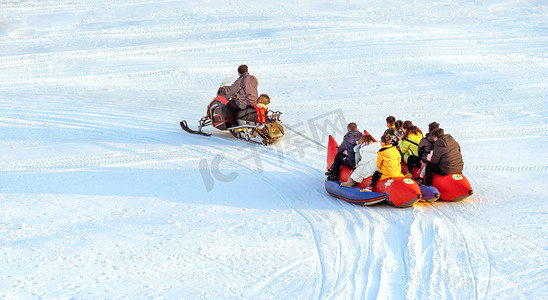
[418,132,435,163]
[220,72,258,109]
[430,134,464,174]
[338,129,363,167]
[383,127,397,145]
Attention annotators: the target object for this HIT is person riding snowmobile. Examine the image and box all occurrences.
[218,65,259,127]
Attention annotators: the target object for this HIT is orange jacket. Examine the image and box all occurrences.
[376,145,404,180]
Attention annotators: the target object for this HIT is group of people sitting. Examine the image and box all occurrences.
[325,116,464,190]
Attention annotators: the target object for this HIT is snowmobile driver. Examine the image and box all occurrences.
[218,65,259,127]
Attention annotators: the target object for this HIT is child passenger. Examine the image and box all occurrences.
[364,133,404,192]
[383,116,397,145]
[340,135,381,187]
[395,120,404,142]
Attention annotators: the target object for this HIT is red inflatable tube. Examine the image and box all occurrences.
[401,163,473,202]
[327,135,421,208]
[432,174,473,202]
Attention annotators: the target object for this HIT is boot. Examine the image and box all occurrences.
[326,175,338,181]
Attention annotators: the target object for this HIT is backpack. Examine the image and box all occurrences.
[207,95,230,130]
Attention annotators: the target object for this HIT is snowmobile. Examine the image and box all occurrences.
[180,86,284,145]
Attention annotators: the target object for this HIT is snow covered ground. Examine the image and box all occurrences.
[1,0,547,298]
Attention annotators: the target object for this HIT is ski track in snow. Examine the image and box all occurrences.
[1,104,546,176]
[1,0,547,298]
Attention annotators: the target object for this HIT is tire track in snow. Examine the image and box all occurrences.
[200,143,328,298]
[3,16,544,90]
[0,21,312,44]
[361,210,381,299]
[360,208,402,299]
[460,191,547,300]
[426,203,491,300]
[406,205,467,299]
[319,202,368,299]
[0,106,210,174]
[464,165,548,173]
[406,206,436,299]
[0,107,170,135]
[453,123,548,142]
[212,138,391,299]
[0,147,203,174]
[0,0,174,12]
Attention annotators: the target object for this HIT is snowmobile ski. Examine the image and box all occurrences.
[180,120,211,136]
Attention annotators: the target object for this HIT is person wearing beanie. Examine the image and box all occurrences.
[418,122,440,164]
[428,121,440,133]
[416,121,440,182]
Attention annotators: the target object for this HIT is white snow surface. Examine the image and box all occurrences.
[1,0,547,298]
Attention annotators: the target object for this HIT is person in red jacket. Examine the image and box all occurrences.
[424,128,464,185]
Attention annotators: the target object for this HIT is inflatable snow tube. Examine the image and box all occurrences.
[418,184,440,203]
[432,174,473,202]
[370,177,421,208]
[327,134,421,208]
[402,162,472,203]
[325,180,387,206]
[401,162,421,179]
